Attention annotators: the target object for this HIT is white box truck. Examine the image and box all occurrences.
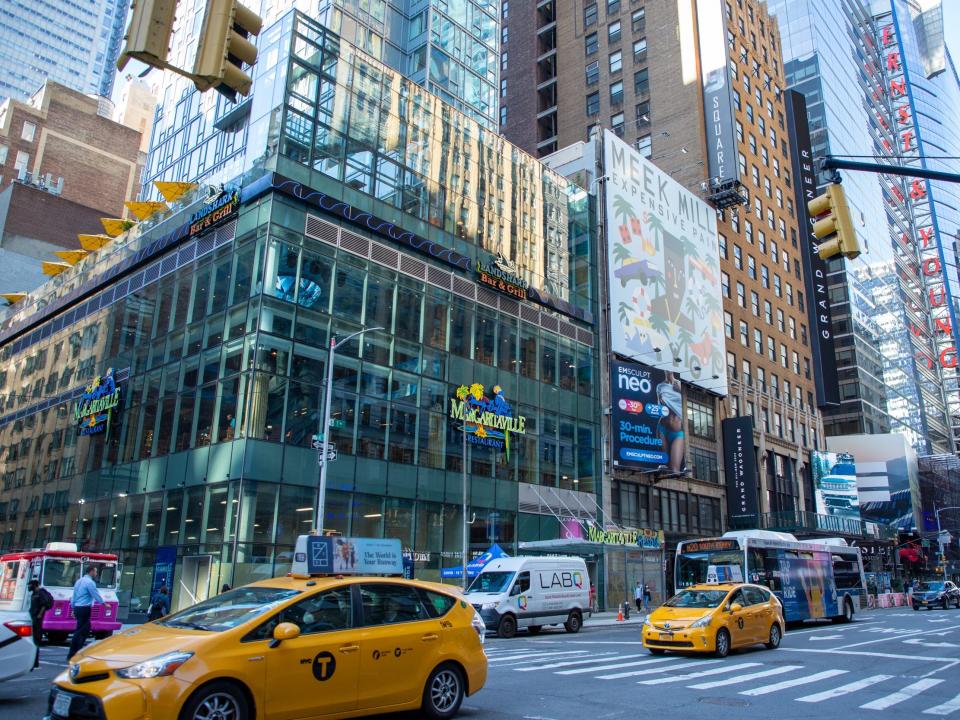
[464,556,589,638]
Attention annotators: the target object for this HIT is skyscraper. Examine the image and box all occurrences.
[140,0,500,199]
[0,0,129,102]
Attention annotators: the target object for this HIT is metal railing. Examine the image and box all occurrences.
[729,510,897,540]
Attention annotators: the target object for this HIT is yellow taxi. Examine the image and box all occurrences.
[642,583,784,657]
[45,538,486,720]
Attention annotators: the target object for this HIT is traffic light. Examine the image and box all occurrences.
[117,0,179,71]
[193,0,263,101]
[808,182,861,261]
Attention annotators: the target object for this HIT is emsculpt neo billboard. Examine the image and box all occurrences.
[610,359,686,473]
[603,131,727,394]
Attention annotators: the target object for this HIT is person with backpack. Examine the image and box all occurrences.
[148,586,170,621]
[28,579,53,666]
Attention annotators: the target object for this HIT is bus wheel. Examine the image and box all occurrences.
[832,599,853,623]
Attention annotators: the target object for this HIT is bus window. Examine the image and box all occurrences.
[0,560,21,600]
[43,558,81,588]
[83,561,118,589]
[832,555,863,591]
[676,549,744,587]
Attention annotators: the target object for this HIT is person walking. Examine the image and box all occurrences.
[634,581,643,612]
[28,580,53,667]
[148,586,170,621]
[643,582,652,612]
[68,565,103,661]
[220,583,232,594]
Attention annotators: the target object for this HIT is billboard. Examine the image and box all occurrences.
[810,451,861,521]
[603,130,727,393]
[785,90,840,406]
[826,433,920,531]
[722,416,758,523]
[696,0,739,183]
[610,359,686,472]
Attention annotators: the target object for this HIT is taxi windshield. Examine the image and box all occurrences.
[664,589,729,609]
[159,587,300,632]
[467,571,515,594]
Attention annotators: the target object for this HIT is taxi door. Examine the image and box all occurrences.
[725,589,753,647]
[260,587,360,719]
[355,583,440,712]
[742,586,771,642]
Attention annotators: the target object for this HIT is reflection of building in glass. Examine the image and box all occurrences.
[0,13,599,617]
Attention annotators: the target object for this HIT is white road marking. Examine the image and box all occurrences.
[781,648,958,663]
[836,625,960,650]
[809,635,844,641]
[596,659,723,680]
[739,669,849,697]
[859,679,945,710]
[636,662,761,685]
[686,665,803,690]
[795,675,894,703]
[923,692,960,716]
[487,650,590,663]
[556,657,676,675]
[903,639,959,648]
[515,654,647,671]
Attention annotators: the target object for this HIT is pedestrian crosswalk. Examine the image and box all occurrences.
[483,645,957,713]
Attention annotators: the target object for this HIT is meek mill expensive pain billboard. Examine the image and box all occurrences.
[603,130,727,394]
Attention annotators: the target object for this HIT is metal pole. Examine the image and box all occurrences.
[937,506,946,583]
[315,328,383,533]
[316,336,336,533]
[462,423,468,589]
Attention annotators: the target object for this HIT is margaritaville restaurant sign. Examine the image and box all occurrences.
[450,383,526,459]
[73,369,121,436]
[586,525,665,550]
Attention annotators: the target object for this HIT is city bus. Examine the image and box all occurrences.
[0,543,121,643]
[675,530,866,623]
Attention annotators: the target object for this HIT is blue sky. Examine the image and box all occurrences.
[944,2,959,65]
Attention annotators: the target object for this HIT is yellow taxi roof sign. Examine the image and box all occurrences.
[292,535,403,576]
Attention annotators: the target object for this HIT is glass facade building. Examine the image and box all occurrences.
[141,0,499,202]
[0,0,128,102]
[0,13,599,617]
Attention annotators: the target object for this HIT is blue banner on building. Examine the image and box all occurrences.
[150,546,177,601]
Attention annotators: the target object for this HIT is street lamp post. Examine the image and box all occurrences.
[315,327,384,532]
[934,505,960,582]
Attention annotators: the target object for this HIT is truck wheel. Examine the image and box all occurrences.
[564,611,582,633]
[498,614,517,639]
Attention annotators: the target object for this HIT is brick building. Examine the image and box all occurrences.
[506,0,834,537]
[0,82,144,302]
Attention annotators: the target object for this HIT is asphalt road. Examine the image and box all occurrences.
[464,607,960,720]
[3,607,959,719]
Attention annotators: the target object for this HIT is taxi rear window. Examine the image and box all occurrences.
[424,590,457,617]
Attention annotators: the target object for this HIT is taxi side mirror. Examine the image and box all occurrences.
[729,603,743,613]
[269,622,301,648]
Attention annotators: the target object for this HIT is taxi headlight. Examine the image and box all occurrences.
[689,615,713,629]
[116,651,193,679]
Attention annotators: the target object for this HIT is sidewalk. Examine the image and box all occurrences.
[586,609,647,626]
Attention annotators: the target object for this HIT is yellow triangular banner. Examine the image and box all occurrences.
[42,262,71,276]
[0,293,27,304]
[54,250,89,265]
[78,234,112,252]
[124,201,168,221]
[154,181,198,203]
[101,218,136,237]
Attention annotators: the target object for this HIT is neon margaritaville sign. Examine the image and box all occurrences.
[73,369,121,436]
[586,525,664,549]
[450,383,526,459]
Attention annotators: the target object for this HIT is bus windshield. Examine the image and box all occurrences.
[42,558,81,588]
[676,548,744,587]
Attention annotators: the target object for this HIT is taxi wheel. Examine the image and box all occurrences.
[765,623,782,650]
[498,614,517,639]
[181,681,250,720]
[714,628,731,658]
[422,663,465,720]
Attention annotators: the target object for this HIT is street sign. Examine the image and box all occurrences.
[330,419,346,429]
[311,436,324,450]
[317,442,337,464]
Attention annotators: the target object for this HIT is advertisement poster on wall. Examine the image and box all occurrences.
[603,130,727,394]
[826,433,920,531]
[810,451,861,521]
[610,359,686,472]
[722,416,758,523]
